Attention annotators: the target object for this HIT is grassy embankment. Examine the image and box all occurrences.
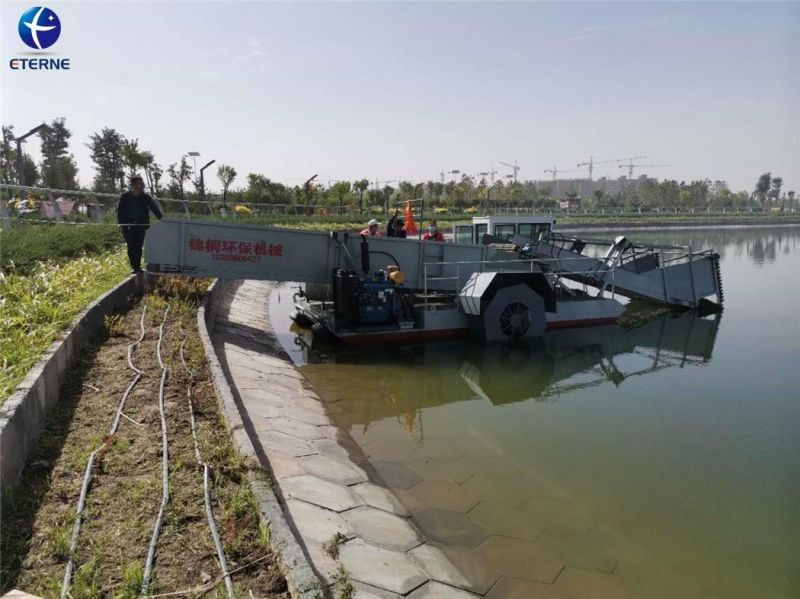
[1,278,288,597]
[0,224,129,403]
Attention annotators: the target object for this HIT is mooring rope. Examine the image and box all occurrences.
[61,306,147,599]
[180,331,235,598]
[141,306,171,595]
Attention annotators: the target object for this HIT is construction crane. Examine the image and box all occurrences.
[543,166,581,180]
[478,169,498,184]
[619,163,672,178]
[499,161,520,183]
[613,157,650,178]
[576,156,642,180]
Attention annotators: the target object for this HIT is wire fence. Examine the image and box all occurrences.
[0,183,792,231]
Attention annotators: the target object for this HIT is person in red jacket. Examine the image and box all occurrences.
[360,218,383,237]
[422,221,445,242]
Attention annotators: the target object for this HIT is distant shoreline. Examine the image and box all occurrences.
[557,217,800,233]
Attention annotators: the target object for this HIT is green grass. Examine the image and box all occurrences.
[0,250,129,404]
[1,223,123,273]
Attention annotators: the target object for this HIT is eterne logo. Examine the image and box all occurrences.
[10,6,70,71]
[18,6,61,50]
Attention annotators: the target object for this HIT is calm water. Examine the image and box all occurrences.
[275,227,800,598]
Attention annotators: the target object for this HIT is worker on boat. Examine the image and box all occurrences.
[422,220,445,242]
[360,218,383,237]
[387,212,407,238]
[117,175,163,273]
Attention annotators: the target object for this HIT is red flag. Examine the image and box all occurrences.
[404,201,417,235]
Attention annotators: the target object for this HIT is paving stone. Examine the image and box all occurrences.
[553,566,636,599]
[399,480,480,514]
[283,474,362,512]
[406,581,479,598]
[265,417,333,441]
[342,506,422,551]
[408,543,473,590]
[285,405,330,426]
[521,496,593,533]
[246,404,286,420]
[338,538,428,595]
[459,476,534,508]
[266,453,307,479]
[613,558,705,599]
[305,544,342,585]
[352,482,410,516]
[238,388,288,408]
[285,498,352,546]
[297,454,368,485]
[458,455,525,481]
[312,438,354,462]
[405,457,475,485]
[349,582,401,599]
[468,501,542,540]
[484,576,566,599]
[536,529,620,574]
[256,430,317,457]
[410,437,465,460]
[2,590,45,599]
[412,508,489,548]
[372,460,423,490]
[426,543,502,595]
[476,535,565,584]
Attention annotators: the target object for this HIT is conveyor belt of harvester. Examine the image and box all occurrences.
[525,233,724,309]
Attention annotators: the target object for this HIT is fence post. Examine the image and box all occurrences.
[0,195,10,230]
[47,191,64,222]
[87,194,105,221]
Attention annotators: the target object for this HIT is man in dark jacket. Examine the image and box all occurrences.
[387,212,407,238]
[117,176,163,273]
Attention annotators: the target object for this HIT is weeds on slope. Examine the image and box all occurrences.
[0,251,129,403]
[2,276,288,598]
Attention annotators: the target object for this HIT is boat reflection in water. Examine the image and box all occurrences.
[296,310,721,427]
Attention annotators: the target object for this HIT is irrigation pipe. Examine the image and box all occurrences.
[141,306,171,595]
[180,331,235,599]
[61,306,148,599]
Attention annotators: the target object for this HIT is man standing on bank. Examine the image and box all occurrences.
[117,175,163,273]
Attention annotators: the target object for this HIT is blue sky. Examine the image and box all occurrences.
[1,1,798,193]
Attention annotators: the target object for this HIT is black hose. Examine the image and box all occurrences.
[369,250,402,270]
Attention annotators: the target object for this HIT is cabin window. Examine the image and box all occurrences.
[518,223,551,238]
[476,223,488,241]
[455,225,474,244]
[494,224,516,241]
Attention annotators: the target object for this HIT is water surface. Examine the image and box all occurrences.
[276,227,800,598]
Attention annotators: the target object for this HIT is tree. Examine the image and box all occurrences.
[87,128,126,193]
[167,156,192,200]
[353,178,370,213]
[1,125,41,188]
[39,118,78,189]
[755,172,771,209]
[120,138,147,184]
[769,177,783,209]
[20,155,39,187]
[140,151,162,195]
[330,180,352,210]
[1,125,17,184]
[216,164,237,207]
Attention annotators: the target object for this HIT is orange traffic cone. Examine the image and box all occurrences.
[404,201,417,235]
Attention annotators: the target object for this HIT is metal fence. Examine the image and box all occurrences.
[0,183,792,230]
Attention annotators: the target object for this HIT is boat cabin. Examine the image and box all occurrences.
[454,216,555,245]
